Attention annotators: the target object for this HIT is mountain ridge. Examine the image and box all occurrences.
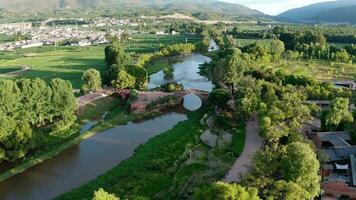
[276,0,356,23]
[0,0,265,19]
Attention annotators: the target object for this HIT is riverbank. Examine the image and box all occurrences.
[0,96,161,183]
[55,110,205,200]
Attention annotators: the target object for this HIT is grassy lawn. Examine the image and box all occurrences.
[275,59,356,81]
[77,96,121,122]
[0,46,106,88]
[55,110,205,200]
[0,33,16,43]
[0,66,22,74]
[146,59,171,75]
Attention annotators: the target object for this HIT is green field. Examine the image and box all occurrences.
[0,66,22,74]
[0,34,16,43]
[275,59,356,81]
[0,46,106,88]
[0,34,201,88]
[236,38,276,47]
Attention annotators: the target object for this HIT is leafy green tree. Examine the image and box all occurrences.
[163,66,174,80]
[49,78,77,122]
[18,78,52,126]
[325,97,353,127]
[223,49,246,93]
[112,69,136,89]
[81,69,102,93]
[235,77,262,118]
[281,142,321,199]
[209,89,230,109]
[268,180,306,200]
[194,182,260,200]
[93,188,119,200]
[104,41,131,66]
[126,65,148,90]
[334,49,350,63]
[269,40,285,61]
[0,79,20,118]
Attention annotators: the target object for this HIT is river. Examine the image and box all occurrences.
[0,46,215,200]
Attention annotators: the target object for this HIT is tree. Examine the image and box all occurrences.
[268,180,306,200]
[194,182,260,200]
[126,65,148,90]
[235,77,262,118]
[112,69,136,89]
[269,40,285,61]
[49,78,77,122]
[223,49,246,93]
[209,89,230,109]
[163,66,174,80]
[18,78,52,126]
[82,69,102,93]
[93,188,119,200]
[104,42,131,66]
[325,97,353,127]
[281,142,321,199]
[334,49,350,63]
[0,79,20,118]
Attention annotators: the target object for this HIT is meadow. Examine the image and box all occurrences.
[275,59,356,81]
[0,33,200,88]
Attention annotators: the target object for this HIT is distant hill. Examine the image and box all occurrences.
[276,0,356,24]
[0,0,265,20]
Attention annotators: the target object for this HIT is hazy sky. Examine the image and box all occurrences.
[221,0,333,15]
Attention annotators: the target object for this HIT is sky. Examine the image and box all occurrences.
[220,0,334,15]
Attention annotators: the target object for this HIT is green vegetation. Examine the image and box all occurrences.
[0,46,105,89]
[232,124,246,157]
[195,182,259,200]
[81,69,102,93]
[0,78,77,162]
[56,110,204,200]
[0,34,199,88]
[0,33,16,43]
[93,188,119,200]
[0,66,22,74]
[163,65,174,79]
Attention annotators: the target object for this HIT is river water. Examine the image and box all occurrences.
[148,53,213,92]
[0,47,215,200]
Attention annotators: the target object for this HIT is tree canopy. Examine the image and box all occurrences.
[81,69,102,93]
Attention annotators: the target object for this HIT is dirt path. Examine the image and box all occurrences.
[223,116,263,183]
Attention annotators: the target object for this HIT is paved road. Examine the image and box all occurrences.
[223,116,263,183]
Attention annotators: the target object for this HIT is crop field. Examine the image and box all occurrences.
[0,34,200,88]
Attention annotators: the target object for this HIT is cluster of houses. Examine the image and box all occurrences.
[0,18,138,50]
[306,80,356,199]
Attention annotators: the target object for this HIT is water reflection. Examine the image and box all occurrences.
[148,53,213,92]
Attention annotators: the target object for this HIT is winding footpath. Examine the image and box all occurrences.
[223,117,263,183]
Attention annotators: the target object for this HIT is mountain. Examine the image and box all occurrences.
[276,0,356,23]
[0,0,265,19]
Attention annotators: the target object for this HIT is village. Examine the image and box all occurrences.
[0,17,141,50]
